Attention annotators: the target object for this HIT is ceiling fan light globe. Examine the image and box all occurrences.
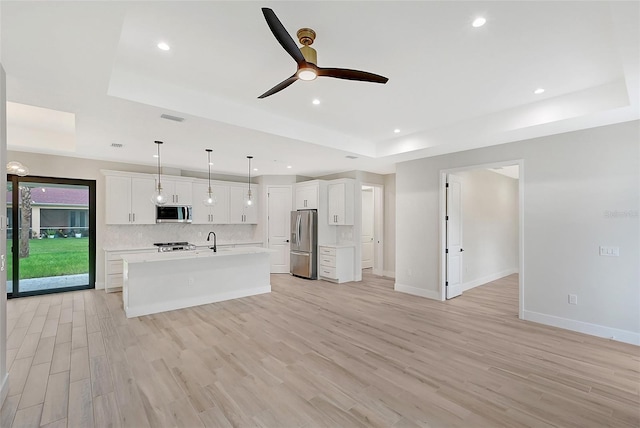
[298,68,317,81]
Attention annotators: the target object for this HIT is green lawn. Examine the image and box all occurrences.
[6,237,89,279]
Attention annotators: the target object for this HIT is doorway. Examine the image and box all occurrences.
[7,175,96,297]
[440,160,524,318]
[361,183,384,276]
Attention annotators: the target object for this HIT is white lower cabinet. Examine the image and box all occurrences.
[104,248,156,293]
[318,245,354,283]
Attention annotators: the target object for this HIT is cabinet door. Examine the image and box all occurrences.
[173,181,193,205]
[130,177,156,224]
[191,182,212,224]
[295,185,318,210]
[244,192,258,224]
[211,184,229,224]
[229,186,246,224]
[105,176,132,225]
[295,187,307,210]
[327,182,344,224]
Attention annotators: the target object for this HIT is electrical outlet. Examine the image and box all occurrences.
[568,294,578,305]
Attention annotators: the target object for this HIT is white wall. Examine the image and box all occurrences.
[456,169,518,288]
[396,121,640,344]
[384,174,396,276]
[0,65,9,406]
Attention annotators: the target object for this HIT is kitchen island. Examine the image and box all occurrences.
[121,246,271,318]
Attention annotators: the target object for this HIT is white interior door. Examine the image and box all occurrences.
[446,174,464,299]
[361,188,374,269]
[268,186,292,273]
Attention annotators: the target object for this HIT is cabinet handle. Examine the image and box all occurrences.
[128,213,131,222]
[133,213,136,222]
[175,195,179,203]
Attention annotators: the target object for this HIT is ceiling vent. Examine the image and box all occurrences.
[161,114,185,122]
[345,155,358,159]
[110,143,123,148]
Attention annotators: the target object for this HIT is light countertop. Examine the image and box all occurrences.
[104,240,263,252]
[121,246,272,264]
[319,242,356,248]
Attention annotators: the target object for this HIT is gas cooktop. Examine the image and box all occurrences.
[153,242,196,252]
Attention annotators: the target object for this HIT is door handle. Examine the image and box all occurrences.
[285,239,290,243]
[460,248,464,252]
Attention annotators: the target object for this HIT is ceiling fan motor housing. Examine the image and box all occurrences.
[300,45,317,64]
[297,28,318,64]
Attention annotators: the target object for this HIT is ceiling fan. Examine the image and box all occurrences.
[258,7,389,99]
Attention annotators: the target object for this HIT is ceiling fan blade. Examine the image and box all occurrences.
[262,8,306,66]
[317,67,388,84]
[258,75,299,99]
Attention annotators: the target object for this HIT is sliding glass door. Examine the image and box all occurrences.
[7,175,96,297]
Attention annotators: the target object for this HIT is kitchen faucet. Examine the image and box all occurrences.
[206,231,217,252]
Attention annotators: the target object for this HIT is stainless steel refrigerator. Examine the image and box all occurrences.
[290,210,317,279]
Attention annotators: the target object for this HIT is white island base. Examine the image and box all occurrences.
[122,247,271,318]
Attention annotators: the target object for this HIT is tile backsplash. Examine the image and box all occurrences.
[104,224,258,248]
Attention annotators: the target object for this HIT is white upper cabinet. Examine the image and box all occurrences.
[157,178,193,205]
[295,182,319,210]
[104,170,258,226]
[229,185,258,224]
[192,182,229,224]
[327,179,355,225]
[105,175,156,225]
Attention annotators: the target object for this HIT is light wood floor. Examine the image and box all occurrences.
[2,272,639,427]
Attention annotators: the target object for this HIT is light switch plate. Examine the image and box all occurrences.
[599,246,619,257]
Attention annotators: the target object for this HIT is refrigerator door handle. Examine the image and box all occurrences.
[296,214,302,246]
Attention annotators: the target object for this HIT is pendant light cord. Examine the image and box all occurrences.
[155,141,163,191]
[206,149,213,194]
[247,155,253,201]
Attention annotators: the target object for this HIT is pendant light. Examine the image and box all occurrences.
[203,149,217,207]
[151,141,168,206]
[245,155,253,206]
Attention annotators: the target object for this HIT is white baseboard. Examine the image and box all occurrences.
[523,310,640,346]
[125,286,271,318]
[395,283,440,300]
[0,372,8,407]
[95,281,105,290]
[462,268,518,292]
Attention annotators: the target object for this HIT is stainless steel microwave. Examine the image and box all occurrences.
[156,205,192,223]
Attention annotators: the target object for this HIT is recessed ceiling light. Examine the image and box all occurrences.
[394,129,401,134]
[472,17,486,28]
[534,88,545,94]
[253,168,258,171]
[157,42,170,51]
[312,99,320,105]
[153,154,159,158]
[208,162,214,166]
[287,165,292,169]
